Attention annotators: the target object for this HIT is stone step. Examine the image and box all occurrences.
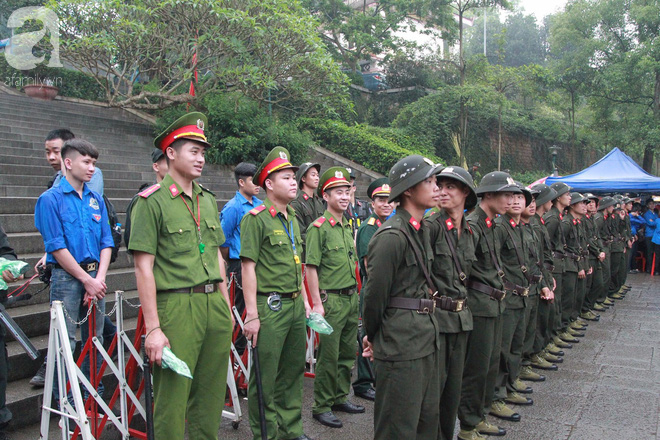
[0,133,154,156]
[0,121,152,139]
[0,184,238,200]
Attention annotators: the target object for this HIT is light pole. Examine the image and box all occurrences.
[549,145,561,177]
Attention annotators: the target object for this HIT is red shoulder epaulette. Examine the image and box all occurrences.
[250,205,267,216]
[138,184,161,198]
[313,217,326,228]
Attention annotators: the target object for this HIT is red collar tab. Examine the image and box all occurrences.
[509,218,517,228]
[268,206,277,217]
[445,218,454,231]
[303,193,309,200]
[467,225,473,234]
[328,216,337,226]
[169,184,179,197]
[485,217,493,228]
[541,217,545,225]
[586,214,590,219]
[577,219,581,224]
[559,213,563,220]
[409,217,421,231]
[376,219,382,227]
[249,205,266,216]
[572,218,577,225]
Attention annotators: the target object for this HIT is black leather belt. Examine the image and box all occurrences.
[257,291,300,299]
[530,274,543,284]
[552,251,566,261]
[388,297,435,314]
[566,252,582,261]
[433,296,466,312]
[54,261,98,273]
[466,279,506,301]
[161,283,218,294]
[544,262,555,271]
[323,287,357,296]
[503,281,529,297]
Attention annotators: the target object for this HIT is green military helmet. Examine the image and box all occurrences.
[154,111,211,151]
[476,171,521,196]
[515,181,533,207]
[583,193,599,203]
[388,155,441,203]
[531,183,557,206]
[569,192,587,206]
[597,196,617,211]
[436,165,478,210]
[151,148,165,164]
[254,146,299,187]
[550,182,571,199]
[296,162,321,188]
[318,166,351,196]
[345,167,356,179]
[367,177,391,200]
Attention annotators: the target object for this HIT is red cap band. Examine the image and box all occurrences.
[159,125,207,151]
[321,176,350,194]
[258,157,293,186]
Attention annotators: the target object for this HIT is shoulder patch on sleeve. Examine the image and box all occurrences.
[313,217,326,228]
[367,217,376,226]
[250,205,267,216]
[138,184,161,198]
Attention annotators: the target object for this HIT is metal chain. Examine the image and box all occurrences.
[229,273,243,292]
[62,299,96,326]
[98,300,118,318]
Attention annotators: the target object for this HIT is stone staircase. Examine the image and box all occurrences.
[0,90,380,433]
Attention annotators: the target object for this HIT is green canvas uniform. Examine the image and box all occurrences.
[353,212,382,395]
[128,174,232,440]
[594,212,612,303]
[240,198,306,440]
[494,214,531,399]
[425,210,475,440]
[530,215,556,353]
[543,207,567,336]
[583,214,604,311]
[573,218,590,318]
[306,211,358,414]
[561,212,581,329]
[363,208,441,439]
[291,191,325,258]
[608,213,625,295]
[459,206,506,431]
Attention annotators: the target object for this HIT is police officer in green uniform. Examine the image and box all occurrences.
[353,178,393,401]
[129,112,233,440]
[361,155,441,439]
[306,167,364,428]
[291,162,325,257]
[240,147,313,440]
[424,166,477,440]
[544,183,573,350]
[458,172,520,440]
[493,184,535,409]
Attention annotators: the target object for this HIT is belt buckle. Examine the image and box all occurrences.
[576,256,581,261]
[204,283,214,294]
[320,291,328,303]
[497,271,505,279]
[521,265,528,273]
[455,299,465,312]
[267,294,282,312]
[86,263,96,272]
[416,299,434,314]
[522,288,529,297]
[500,290,507,300]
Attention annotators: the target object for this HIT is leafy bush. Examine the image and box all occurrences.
[297,118,443,175]
[155,93,313,166]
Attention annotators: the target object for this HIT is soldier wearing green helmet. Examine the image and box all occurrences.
[291,162,324,258]
[362,155,442,439]
[594,196,617,308]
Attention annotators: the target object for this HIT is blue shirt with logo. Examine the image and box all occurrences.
[35,177,114,265]
[220,191,262,260]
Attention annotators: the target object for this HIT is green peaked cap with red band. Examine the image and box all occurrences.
[154,112,211,151]
[255,146,299,187]
[318,166,351,196]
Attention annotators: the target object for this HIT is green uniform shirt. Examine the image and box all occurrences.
[356,213,382,278]
[495,214,530,310]
[522,220,542,294]
[466,206,505,317]
[577,218,590,271]
[362,208,439,362]
[290,191,325,253]
[594,212,611,255]
[610,214,625,253]
[584,215,603,259]
[562,212,582,273]
[543,206,568,274]
[530,215,555,290]
[425,210,475,333]
[305,211,357,290]
[128,174,225,290]
[240,198,303,293]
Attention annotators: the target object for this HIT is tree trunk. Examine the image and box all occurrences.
[498,104,502,171]
[645,71,660,172]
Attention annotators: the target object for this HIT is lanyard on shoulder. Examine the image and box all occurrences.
[278,214,300,264]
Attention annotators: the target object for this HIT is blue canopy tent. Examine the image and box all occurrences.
[545,147,660,194]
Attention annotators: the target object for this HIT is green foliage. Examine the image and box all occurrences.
[297,118,442,175]
[155,93,313,166]
[0,57,106,101]
[510,170,551,186]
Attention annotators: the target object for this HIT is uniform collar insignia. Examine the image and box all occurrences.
[604,214,608,219]
[559,213,563,220]
[573,218,577,225]
[169,183,179,197]
[376,219,382,227]
[409,217,421,231]
[541,217,545,225]
[485,217,492,228]
[445,218,454,230]
[269,206,277,217]
[303,193,309,200]
[329,216,337,226]
[509,218,517,228]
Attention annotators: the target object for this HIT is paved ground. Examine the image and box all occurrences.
[14,273,659,439]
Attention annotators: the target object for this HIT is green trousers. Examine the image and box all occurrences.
[572,276,586,321]
[248,295,306,440]
[496,306,525,399]
[551,269,564,336]
[608,252,625,295]
[313,292,359,414]
[353,287,375,395]
[458,314,502,430]
[583,258,603,312]
[374,350,440,440]
[522,294,539,363]
[153,292,232,440]
[439,331,468,440]
[561,271,577,330]
[597,252,611,302]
